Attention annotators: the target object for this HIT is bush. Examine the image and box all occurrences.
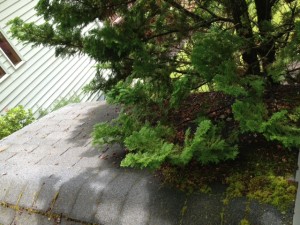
[93,81,240,169]
[0,106,35,140]
[9,1,300,170]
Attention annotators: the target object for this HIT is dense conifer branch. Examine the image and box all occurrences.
[194,1,234,23]
[163,0,203,21]
[8,0,300,169]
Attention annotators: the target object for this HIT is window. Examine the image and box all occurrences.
[0,66,5,79]
[0,32,22,65]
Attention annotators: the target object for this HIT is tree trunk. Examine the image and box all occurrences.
[254,0,276,74]
[226,0,261,75]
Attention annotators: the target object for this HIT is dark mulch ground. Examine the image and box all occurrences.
[170,84,300,134]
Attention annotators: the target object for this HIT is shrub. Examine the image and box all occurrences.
[0,106,35,140]
[9,1,300,169]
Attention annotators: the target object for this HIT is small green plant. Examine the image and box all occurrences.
[240,218,250,225]
[38,94,81,117]
[38,108,49,118]
[93,114,239,169]
[52,95,81,111]
[0,106,35,140]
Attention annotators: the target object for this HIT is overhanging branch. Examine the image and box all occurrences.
[163,0,203,21]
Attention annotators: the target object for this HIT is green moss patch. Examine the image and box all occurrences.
[158,135,298,212]
[225,174,297,211]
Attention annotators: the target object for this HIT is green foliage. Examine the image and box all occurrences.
[122,125,174,169]
[0,106,34,140]
[9,0,300,170]
[248,175,297,211]
[172,120,238,165]
[268,21,300,83]
[38,94,81,117]
[94,118,174,169]
[233,103,300,148]
[260,109,300,148]
[105,81,148,106]
[93,112,142,146]
[52,95,81,111]
[192,29,243,82]
[225,173,297,211]
[93,122,123,146]
[93,115,238,168]
[159,140,298,210]
[104,79,172,124]
[240,219,251,225]
[225,174,246,200]
[169,76,192,108]
[232,100,267,132]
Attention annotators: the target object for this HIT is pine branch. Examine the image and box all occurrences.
[163,0,203,21]
[194,1,234,23]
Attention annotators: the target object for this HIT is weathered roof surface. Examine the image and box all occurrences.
[0,102,295,225]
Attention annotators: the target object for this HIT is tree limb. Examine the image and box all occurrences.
[163,0,203,21]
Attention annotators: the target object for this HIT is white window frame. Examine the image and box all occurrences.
[0,27,25,69]
[0,60,9,83]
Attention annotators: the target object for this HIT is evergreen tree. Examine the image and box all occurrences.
[9,0,300,169]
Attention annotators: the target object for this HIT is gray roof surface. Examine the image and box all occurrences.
[0,101,296,225]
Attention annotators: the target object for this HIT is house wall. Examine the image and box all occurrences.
[0,0,102,117]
